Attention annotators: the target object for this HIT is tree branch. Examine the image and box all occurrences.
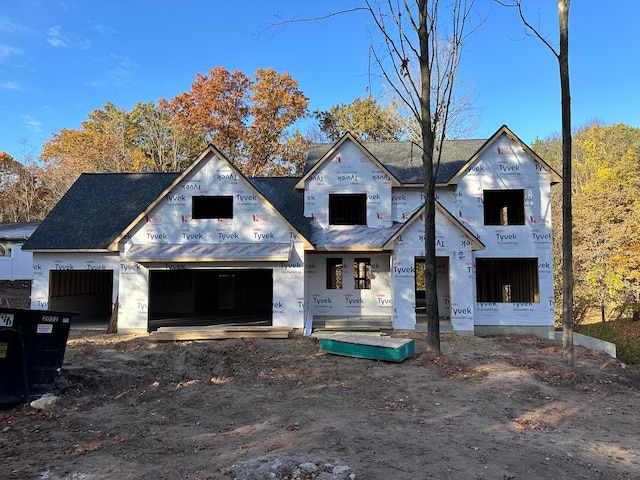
[494,0,559,58]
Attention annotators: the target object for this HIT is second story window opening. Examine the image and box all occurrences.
[329,194,366,225]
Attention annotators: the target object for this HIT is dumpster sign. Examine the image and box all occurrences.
[0,312,14,327]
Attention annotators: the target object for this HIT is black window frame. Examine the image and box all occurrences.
[329,193,366,226]
[483,189,525,226]
[192,195,233,220]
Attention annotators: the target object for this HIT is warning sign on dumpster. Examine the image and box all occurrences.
[36,324,53,334]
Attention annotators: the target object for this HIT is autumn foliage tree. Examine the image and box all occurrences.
[40,102,155,204]
[36,67,309,213]
[161,66,309,176]
[573,123,640,321]
[314,96,411,142]
[0,152,48,221]
[129,102,205,173]
[533,123,640,323]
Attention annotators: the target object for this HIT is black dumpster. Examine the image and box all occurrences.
[0,308,77,404]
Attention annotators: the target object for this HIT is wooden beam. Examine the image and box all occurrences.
[149,326,292,341]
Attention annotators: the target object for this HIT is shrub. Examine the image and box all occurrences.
[577,323,640,365]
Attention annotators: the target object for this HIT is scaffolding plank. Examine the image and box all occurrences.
[150,327,291,341]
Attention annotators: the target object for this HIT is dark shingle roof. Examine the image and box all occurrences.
[248,176,312,242]
[23,173,179,251]
[24,138,487,252]
[304,139,487,184]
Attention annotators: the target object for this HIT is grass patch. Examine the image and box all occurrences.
[578,322,640,364]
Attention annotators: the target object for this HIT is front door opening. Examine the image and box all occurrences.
[414,257,450,320]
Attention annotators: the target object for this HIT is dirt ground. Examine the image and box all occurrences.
[2,282,640,479]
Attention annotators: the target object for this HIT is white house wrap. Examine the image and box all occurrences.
[24,125,560,337]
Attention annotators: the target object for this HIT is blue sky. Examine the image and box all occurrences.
[1,1,638,162]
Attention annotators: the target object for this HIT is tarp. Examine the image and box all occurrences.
[124,243,292,262]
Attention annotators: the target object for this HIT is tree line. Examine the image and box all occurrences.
[0,66,410,223]
[532,122,640,322]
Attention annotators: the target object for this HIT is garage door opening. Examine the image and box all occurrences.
[49,270,114,324]
[148,269,273,330]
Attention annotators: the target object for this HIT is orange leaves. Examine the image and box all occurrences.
[162,67,308,176]
[162,67,250,159]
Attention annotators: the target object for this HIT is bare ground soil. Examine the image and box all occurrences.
[2,281,640,479]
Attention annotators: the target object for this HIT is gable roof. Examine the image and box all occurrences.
[296,132,403,189]
[302,133,486,185]
[0,222,40,241]
[445,125,563,185]
[24,146,314,252]
[23,173,180,252]
[383,202,485,251]
[121,146,314,250]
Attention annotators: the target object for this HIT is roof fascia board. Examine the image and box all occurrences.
[27,248,114,254]
[312,246,390,252]
[295,132,402,189]
[446,125,563,185]
[127,256,291,263]
[400,183,451,188]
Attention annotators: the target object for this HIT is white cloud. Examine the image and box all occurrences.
[88,54,138,87]
[47,25,69,48]
[22,114,42,132]
[0,17,32,35]
[90,24,117,35]
[0,81,20,90]
[0,45,22,62]
[47,25,91,49]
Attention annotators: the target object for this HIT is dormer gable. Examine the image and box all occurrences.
[295,132,402,189]
[446,125,562,186]
[296,133,401,230]
[383,201,485,251]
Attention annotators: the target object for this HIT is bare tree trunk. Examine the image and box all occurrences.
[497,0,573,369]
[418,0,440,353]
[558,0,574,370]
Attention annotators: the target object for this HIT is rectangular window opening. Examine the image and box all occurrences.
[354,258,371,290]
[326,258,343,290]
[192,196,233,219]
[483,189,525,225]
[475,258,539,303]
[329,194,366,225]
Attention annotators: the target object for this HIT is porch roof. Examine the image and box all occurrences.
[123,242,292,262]
[310,223,404,250]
